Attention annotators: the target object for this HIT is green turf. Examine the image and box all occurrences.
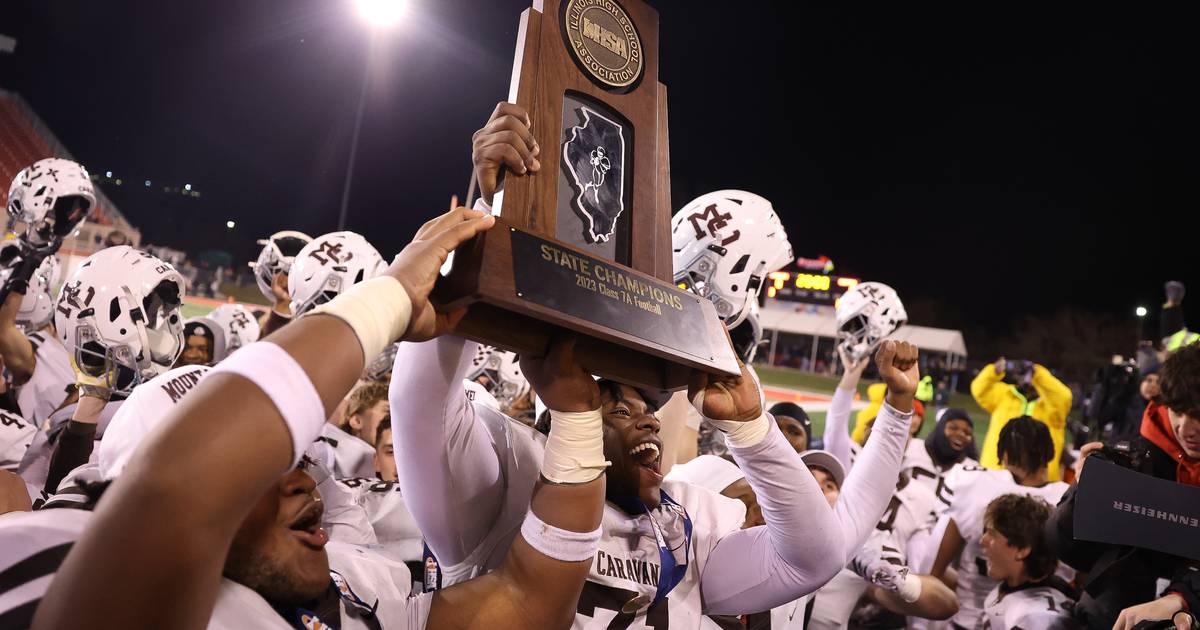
[181,303,214,319]
[218,282,271,306]
[755,364,992,446]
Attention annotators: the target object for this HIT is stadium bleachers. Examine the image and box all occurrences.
[0,94,52,185]
[0,89,127,229]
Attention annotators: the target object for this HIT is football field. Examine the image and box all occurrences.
[185,295,996,445]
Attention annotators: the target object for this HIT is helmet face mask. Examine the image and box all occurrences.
[467,346,531,410]
[249,231,313,303]
[363,343,399,381]
[31,196,89,243]
[292,277,342,317]
[73,325,145,395]
[837,313,873,362]
[728,302,764,363]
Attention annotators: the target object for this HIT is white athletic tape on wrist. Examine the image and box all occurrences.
[307,276,412,367]
[212,341,325,467]
[542,409,611,484]
[898,573,922,603]
[692,388,771,447]
[708,413,771,447]
[520,510,602,562]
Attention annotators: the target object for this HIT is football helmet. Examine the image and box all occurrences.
[249,230,312,303]
[466,345,531,410]
[288,231,386,317]
[206,303,261,358]
[835,281,907,363]
[54,246,187,394]
[672,190,792,327]
[5,158,95,247]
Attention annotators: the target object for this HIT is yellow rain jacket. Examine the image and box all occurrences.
[851,383,889,444]
[971,364,1072,480]
[916,375,934,403]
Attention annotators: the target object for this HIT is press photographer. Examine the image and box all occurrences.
[972,356,1073,480]
[1045,344,1200,629]
[1080,358,1158,444]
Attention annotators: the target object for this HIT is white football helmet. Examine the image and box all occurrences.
[206,303,261,358]
[54,246,187,395]
[0,240,61,332]
[288,231,386,317]
[728,300,764,363]
[671,190,793,327]
[249,230,312,303]
[835,281,907,363]
[466,346,531,410]
[5,158,95,247]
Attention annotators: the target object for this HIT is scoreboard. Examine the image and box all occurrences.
[765,271,859,306]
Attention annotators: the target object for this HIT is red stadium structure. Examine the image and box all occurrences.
[1,88,140,257]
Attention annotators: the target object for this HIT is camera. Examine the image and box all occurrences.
[1090,440,1152,470]
[1002,359,1034,385]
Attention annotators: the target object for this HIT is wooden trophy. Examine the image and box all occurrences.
[435,0,738,390]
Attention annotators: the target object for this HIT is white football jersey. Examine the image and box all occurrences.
[210,542,429,630]
[901,440,978,515]
[15,331,74,427]
[0,408,36,471]
[574,480,746,629]
[0,509,433,630]
[16,399,124,492]
[946,467,1068,629]
[438,404,752,629]
[876,476,940,557]
[327,477,423,563]
[0,507,90,626]
[312,423,377,479]
[768,593,813,630]
[982,579,1079,630]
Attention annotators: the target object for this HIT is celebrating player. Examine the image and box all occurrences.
[930,416,1069,629]
[978,494,1078,630]
[31,204,617,630]
[0,158,96,429]
[18,246,187,494]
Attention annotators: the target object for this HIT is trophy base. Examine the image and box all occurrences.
[433,217,740,391]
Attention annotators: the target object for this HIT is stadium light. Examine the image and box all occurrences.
[355,0,406,28]
[226,220,236,229]
[1136,306,1148,318]
[185,183,192,191]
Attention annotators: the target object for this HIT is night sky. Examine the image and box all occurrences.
[0,1,1190,341]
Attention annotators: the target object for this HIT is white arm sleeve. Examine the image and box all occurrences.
[389,336,505,566]
[823,386,856,472]
[831,401,911,564]
[701,424,846,614]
